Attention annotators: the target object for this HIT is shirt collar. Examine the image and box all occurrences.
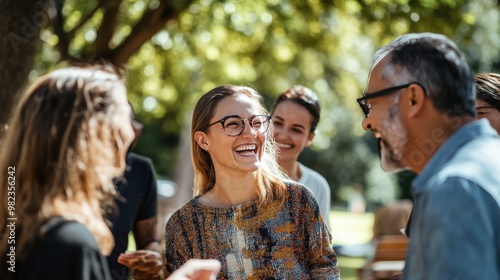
[413,119,498,191]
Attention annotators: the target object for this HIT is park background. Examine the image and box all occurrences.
[2,0,500,278]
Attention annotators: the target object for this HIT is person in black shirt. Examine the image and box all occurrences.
[107,104,163,280]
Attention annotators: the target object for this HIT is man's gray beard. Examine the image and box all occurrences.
[379,105,409,172]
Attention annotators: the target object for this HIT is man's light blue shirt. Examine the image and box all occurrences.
[403,119,500,279]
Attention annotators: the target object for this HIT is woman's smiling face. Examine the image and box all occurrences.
[476,99,500,134]
[272,100,314,164]
[199,93,267,175]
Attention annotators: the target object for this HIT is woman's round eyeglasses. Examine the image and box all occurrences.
[202,115,271,136]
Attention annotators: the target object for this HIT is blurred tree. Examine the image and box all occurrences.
[0,0,49,129]
[0,0,194,126]
[3,0,500,208]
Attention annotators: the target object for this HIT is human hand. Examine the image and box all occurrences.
[118,250,163,280]
[167,259,221,280]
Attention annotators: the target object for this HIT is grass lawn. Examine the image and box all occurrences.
[330,210,374,280]
[128,232,136,251]
[128,209,374,280]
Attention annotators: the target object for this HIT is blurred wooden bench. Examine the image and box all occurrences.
[358,234,409,280]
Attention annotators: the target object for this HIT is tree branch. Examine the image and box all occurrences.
[106,0,195,65]
[67,1,102,41]
[52,0,70,60]
[93,0,123,58]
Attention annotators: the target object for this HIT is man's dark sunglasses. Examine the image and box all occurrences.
[356,82,426,117]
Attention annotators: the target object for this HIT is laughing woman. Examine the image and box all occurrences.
[164,85,340,279]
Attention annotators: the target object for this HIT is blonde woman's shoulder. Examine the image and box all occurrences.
[284,180,316,199]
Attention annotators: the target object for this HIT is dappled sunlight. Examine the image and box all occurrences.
[14,0,500,213]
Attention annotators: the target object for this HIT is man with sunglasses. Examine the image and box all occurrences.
[358,33,500,279]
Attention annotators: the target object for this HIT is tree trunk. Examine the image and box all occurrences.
[0,0,48,128]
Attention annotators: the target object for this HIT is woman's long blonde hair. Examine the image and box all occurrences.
[0,65,128,259]
[191,85,288,207]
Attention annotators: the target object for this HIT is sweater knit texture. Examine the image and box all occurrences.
[165,182,340,279]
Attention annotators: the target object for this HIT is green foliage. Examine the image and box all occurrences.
[34,0,500,205]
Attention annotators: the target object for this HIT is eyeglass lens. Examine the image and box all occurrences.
[356,99,370,117]
[223,116,269,136]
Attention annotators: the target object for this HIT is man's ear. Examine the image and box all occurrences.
[194,131,210,151]
[407,84,426,118]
